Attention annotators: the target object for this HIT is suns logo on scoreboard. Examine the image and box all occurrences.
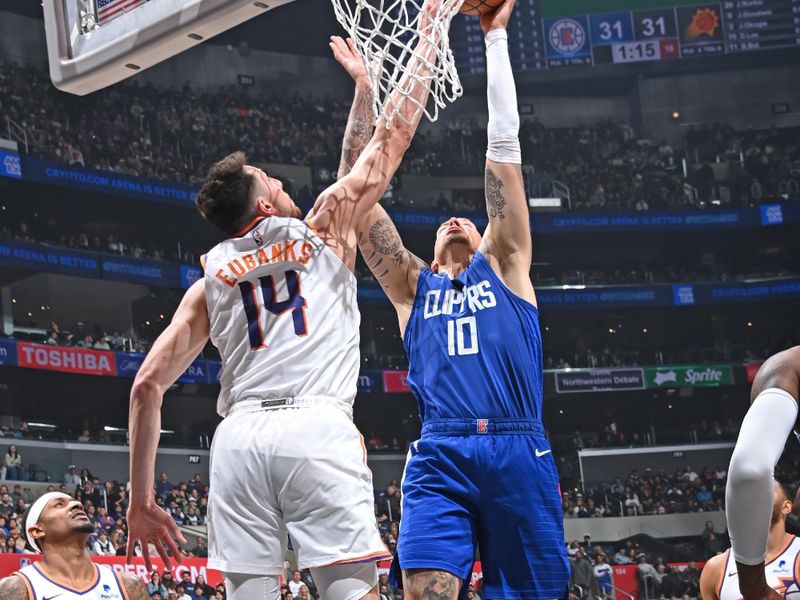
[550,18,587,55]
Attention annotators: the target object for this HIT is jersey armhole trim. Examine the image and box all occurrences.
[401,266,430,353]
[717,550,730,599]
[300,220,358,284]
[13,572,34,600]
[474,251,539,315]
[113,569,131,600]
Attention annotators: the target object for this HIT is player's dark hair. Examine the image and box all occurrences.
[196,152,256,235]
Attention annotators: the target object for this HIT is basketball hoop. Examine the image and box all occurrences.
[331,0,465,127]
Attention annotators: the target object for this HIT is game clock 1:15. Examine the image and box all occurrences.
[612,40,662,63]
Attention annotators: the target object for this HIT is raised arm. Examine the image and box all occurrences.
[306,0,459,268]
[331,35,425,330]
[330,36,375,180]
[728,346,800,600]
[126,281,208,570]
[475,0,536,306]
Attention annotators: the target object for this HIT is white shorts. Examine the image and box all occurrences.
[206,403,391,574]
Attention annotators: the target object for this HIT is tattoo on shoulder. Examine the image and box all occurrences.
[0,575,29,600]
[485,166,507,220]
[121,573,150,600]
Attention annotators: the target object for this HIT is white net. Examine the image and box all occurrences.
[331,0,464,127]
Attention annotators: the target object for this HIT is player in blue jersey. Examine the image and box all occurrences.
[349,1,570,599]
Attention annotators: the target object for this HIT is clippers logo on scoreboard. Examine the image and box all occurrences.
[550,19,587,54]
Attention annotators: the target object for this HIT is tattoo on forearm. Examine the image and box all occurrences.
[339,87,375,178]
[485,166,508,220]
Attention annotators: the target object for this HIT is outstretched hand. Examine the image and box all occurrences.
[330,36,369,86]
[481,0,516,34]
[126,502,186,572]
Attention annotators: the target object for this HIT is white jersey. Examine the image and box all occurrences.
[203,216,360,417]
[718,536,800,600]
[15,563,127,599]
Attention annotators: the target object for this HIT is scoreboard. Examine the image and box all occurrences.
[449,0,800,74]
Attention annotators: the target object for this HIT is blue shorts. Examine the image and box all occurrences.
[393,418,569,600]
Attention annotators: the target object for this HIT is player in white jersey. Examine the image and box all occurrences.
[702,480,800,600]
[0,492,148,599]
[125,5,458,600]
[725,346,800,600]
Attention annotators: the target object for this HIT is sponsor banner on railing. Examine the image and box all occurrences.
[358,369,384,393]
[3,237,800,308]
[383,370,411,393]
[17,342,116,377]
[645,365,733,388]
[554,368,646,394]
[177,359,211,384]
[22,156,197,207]
[0,338,17,366]
[101,255,181,287]
[537,285,672,309]
[0,554,223,587]
[0,238,100,278]
[745,362,764,383]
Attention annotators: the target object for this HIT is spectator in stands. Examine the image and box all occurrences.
[3,445,24,481]
[92,529,115,555]
[194,574,214,598]
[157,471,174,499]
[96,505,115,531]
[288,571,304,596]
[179,571,196,597]
[704,531,727,558]
[63,464,81,486]
[593,553,613,598]
[176,584,192,600]
[190,537,208,558]
[635,553,658,600]
[569,547,598,599]
[611,546,630,565]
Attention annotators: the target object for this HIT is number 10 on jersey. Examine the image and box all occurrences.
[447,316,479,356]
[239,270,308,349]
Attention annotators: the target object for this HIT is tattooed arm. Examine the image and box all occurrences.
[0,575,29,600]
[476,0,536,305]
[357,205,426,334]
[120,573,151,600]
[306,0,460,269]
[330,36,375,179]
[479,161,534,304]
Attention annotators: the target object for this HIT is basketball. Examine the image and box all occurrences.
[459,0,505,15]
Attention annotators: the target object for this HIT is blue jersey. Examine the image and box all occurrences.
[403,251,542,422]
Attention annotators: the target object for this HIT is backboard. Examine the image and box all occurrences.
[43,0,297,95]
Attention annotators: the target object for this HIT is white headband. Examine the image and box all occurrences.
[25,492,72,553]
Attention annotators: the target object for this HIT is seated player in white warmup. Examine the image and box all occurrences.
[726,346,800,600]
[0,492,148,599]
[124,4,460,599]
[703,480,800,600]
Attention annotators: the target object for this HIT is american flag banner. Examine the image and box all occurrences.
[96,0,149,24]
